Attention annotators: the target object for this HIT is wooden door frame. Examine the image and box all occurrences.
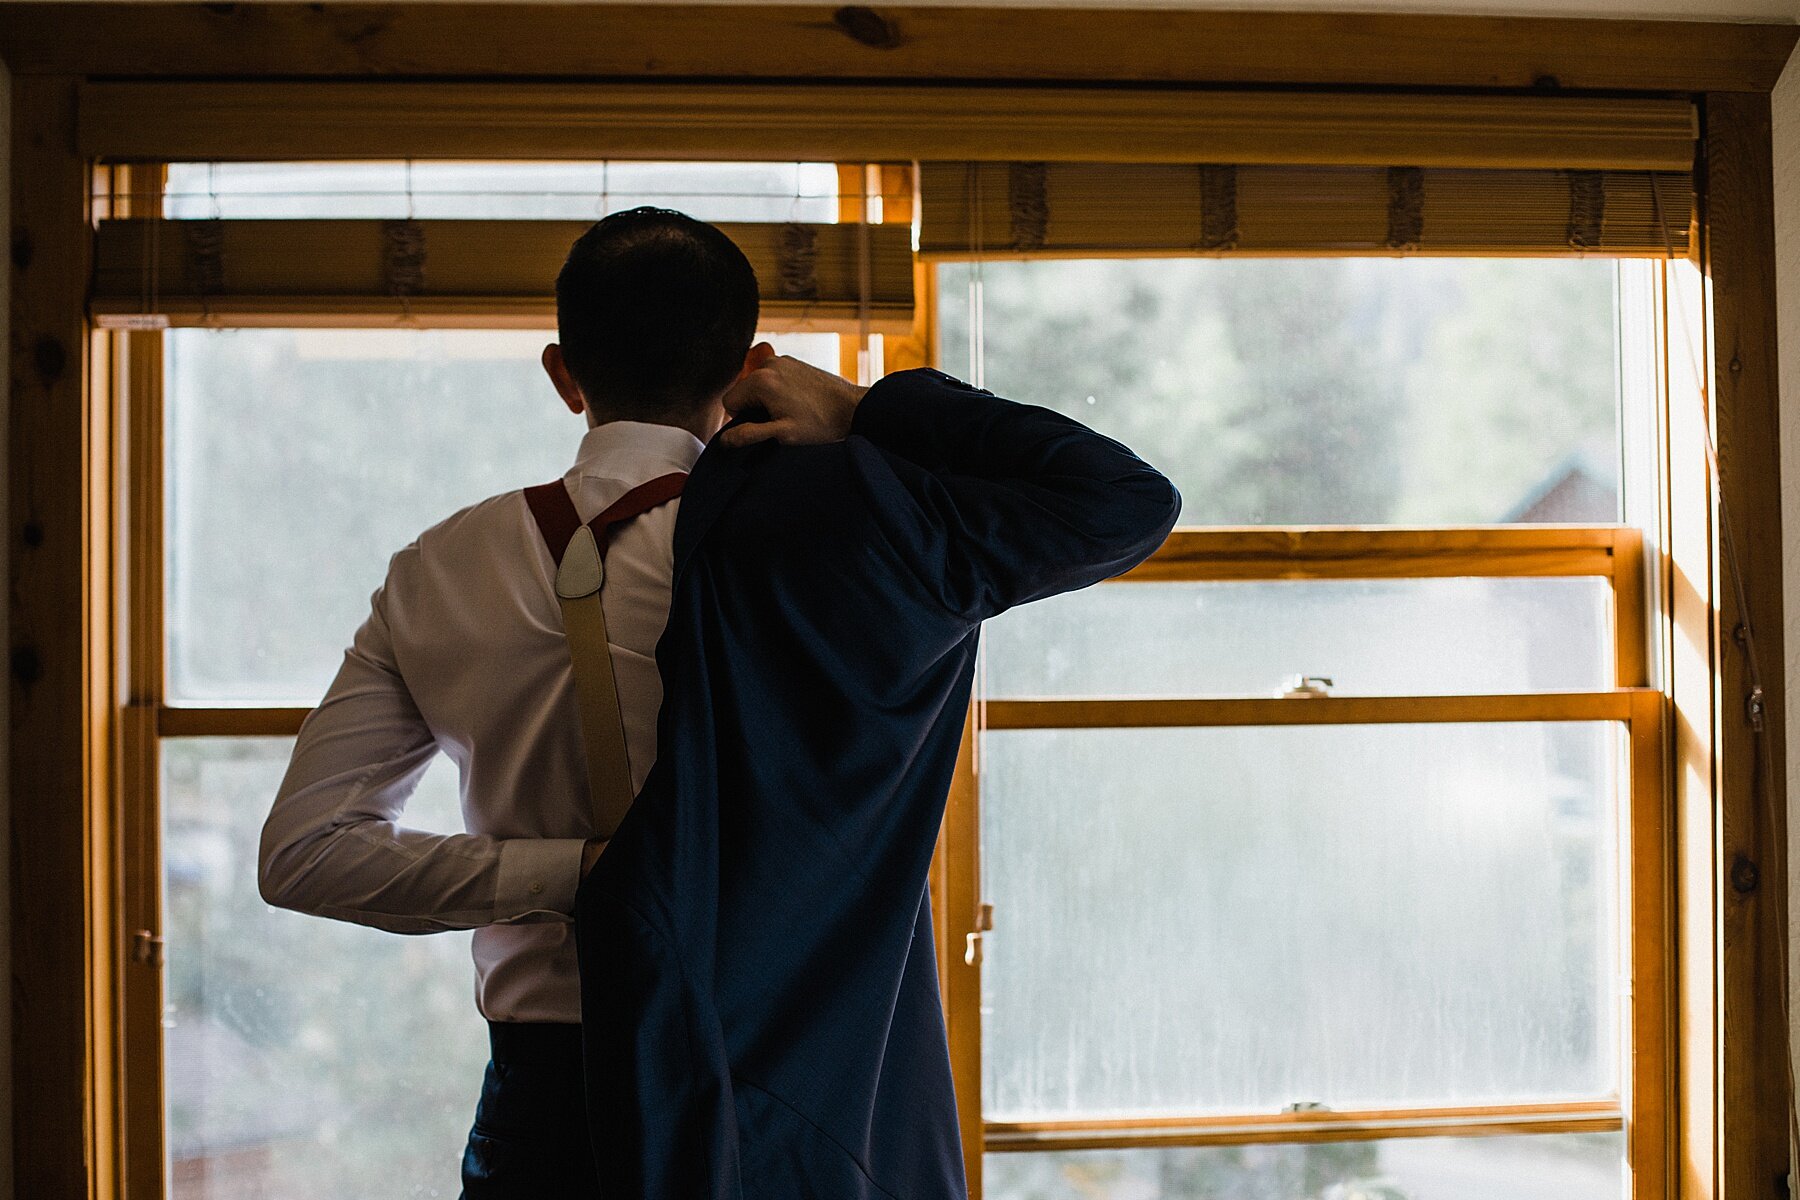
[4,7,1794,1198]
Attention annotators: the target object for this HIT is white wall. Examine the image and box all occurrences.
[0,10,1794,1200]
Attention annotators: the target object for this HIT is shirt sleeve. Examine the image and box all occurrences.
[257,564,587,934]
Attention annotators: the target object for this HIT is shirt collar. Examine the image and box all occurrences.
[565,419,708,485]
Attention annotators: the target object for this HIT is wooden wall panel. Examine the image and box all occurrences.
[9,75,104,1200]
[1703,89,1792,1200]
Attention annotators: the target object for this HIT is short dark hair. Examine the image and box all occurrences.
[554,207,760,419]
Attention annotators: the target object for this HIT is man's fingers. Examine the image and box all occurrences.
[722,363,785,415]
[719,418,791,449]
[720,375,762,415]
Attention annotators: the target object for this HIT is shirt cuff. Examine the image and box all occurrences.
[493,837,588,923]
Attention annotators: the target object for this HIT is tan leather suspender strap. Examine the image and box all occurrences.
[525,473,688,838]
[553,525,638,837]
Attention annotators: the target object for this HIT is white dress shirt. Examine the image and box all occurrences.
[259,419,706,1024]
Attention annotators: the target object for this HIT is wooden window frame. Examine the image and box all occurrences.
[123,214,1673,1200]
[937,516,1667,1197]
[5,9,1794,1200]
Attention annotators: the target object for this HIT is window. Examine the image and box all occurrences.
[163,737,480,1197]
[936,255,1668,1200]
[163,160,842,223]
[164,327,838,704]
[160,324,840,1197]
[938,257,1623,526]
[983,1134,1628,1200]
[104,153,1682,1200]
[128,160,906,1198]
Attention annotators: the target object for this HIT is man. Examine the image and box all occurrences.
[262,204,1179,1198]
[571,283,1181,1193]
[259,207,769,1196]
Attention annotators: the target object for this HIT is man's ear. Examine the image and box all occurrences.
[735,341,777,382]
[542,344,587,417]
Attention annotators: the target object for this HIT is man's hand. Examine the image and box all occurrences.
[718,342,868,449]
[581,837,607,879]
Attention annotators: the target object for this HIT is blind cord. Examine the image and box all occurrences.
[857,164,873,387]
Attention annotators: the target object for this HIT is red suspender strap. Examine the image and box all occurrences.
[525,472,689,566]
[524,479,582,566]
[594,471,689,549]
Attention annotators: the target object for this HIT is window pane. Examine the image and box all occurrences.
[165,327,841,704]
[980,723,1620,1120]
[984,577,1612,698]
[984,1132,1625,1200]
[938,258,1621,525]
[164,737,484,1199]
[164,161,839,222]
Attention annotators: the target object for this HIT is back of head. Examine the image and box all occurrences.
[555,207,761,421]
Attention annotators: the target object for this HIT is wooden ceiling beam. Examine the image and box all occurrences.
[0,4,1795,93]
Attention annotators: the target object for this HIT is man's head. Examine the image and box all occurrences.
[544,207,762,432]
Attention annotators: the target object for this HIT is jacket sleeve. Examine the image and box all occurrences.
[846,367,1182,622]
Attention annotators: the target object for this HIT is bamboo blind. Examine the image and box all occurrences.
[90,217,915,329]
[918,163,1696,258]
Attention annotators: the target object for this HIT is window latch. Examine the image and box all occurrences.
[1280,675,1334,698]
[131,929,165,968]
[963,903,995,967]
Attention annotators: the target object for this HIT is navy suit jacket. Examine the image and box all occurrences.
[574,367,1180,1198]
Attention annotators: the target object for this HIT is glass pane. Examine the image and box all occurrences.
[164,160,839,222]
[983,1132,1625,1200]
[165,737,484,1199]
[984,577,1612,698]
[165,327,841,704]
[938,258,1621,524]
[980,723,1620,1120]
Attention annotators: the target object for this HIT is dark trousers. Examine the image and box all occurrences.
[460,1021,601,1199]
